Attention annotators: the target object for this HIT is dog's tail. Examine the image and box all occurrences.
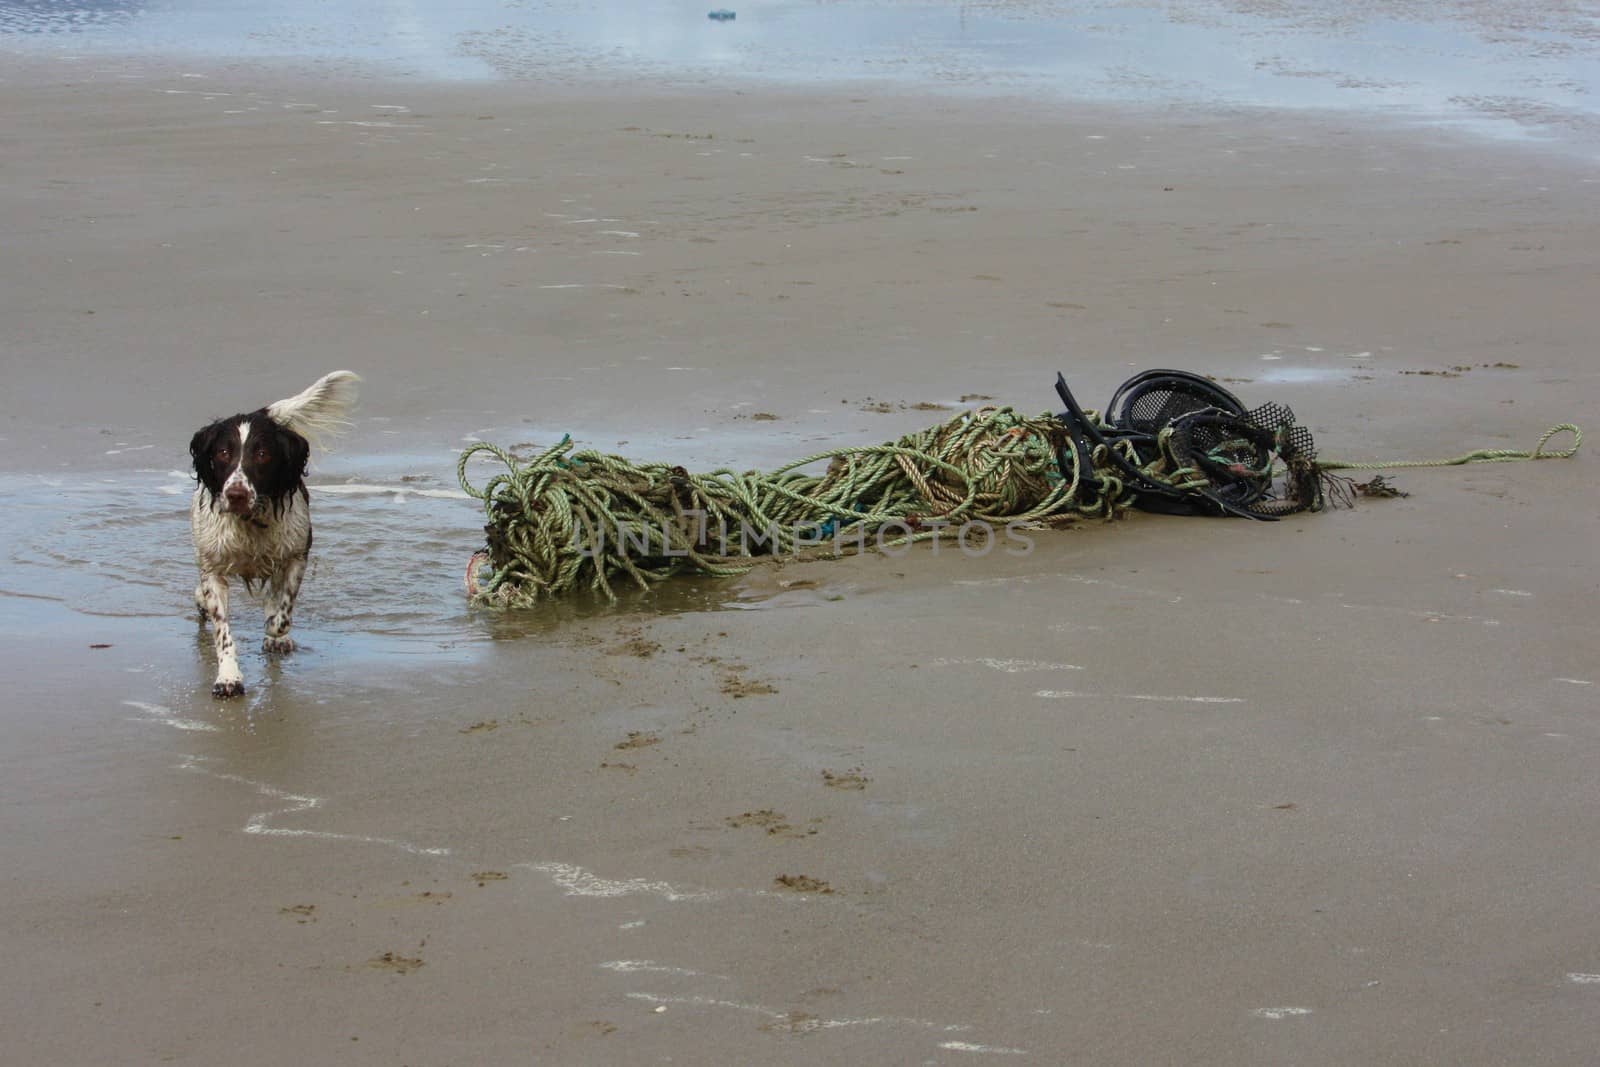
[267,370,361,452]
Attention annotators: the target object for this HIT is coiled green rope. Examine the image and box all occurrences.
[457,407,1162,605]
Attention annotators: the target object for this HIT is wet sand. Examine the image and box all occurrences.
[3,47,1599,1065]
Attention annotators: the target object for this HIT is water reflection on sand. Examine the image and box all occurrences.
[3,0,1597,149]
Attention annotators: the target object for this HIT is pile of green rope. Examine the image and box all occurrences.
[458,407,1143,605]
[457,409,1581,606]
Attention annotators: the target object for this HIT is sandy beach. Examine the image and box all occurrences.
[3,4,1599,1062]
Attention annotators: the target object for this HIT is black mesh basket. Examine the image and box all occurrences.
[1106,369,1246,439]
[1054,368,1324,519]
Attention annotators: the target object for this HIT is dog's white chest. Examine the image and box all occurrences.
[190,489,310,579]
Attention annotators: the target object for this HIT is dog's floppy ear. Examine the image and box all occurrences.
[268,424,311,505]
[189,422,225,498]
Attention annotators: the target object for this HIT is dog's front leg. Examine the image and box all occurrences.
[263,556,306,655]
[198,572,244,698]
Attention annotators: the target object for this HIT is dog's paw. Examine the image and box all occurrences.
[262,635,296,655]
[212,678,245,699]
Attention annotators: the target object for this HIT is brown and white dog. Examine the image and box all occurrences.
[189,371,359,698]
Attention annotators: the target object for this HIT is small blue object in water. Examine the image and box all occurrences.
[708,9,736,21]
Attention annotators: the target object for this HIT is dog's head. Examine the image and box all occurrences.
[190,410,310,517]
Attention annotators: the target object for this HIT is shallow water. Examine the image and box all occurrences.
[0,464,482,651]
[3,0,1598,151]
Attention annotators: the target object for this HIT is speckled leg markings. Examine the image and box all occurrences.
[198,572,243,698]
[262,556,305,655]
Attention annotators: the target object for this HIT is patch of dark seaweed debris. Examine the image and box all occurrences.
[774,874,833,894]
[822,767,869,790]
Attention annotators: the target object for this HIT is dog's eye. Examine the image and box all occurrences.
[253,447,272,463]
[215,447,231,461]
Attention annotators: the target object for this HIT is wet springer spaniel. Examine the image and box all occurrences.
[189,371,360,697]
